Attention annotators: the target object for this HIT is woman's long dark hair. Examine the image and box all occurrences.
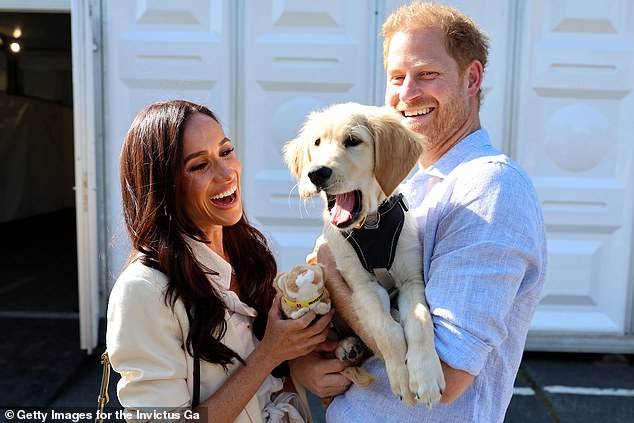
[120,100,277,368]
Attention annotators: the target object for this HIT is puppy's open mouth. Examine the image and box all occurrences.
[327,190,362,228]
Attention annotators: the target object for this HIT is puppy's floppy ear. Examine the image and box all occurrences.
[284,112,319,181]
[283,137,309,180]
[368,107,426,196]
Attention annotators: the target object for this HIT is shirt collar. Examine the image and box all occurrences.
[421,128,491,180]
[401,129,491,203]
[183,235,257,317]
[184,235,233,289]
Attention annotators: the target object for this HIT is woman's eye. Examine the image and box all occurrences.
[220,147,235,157]
[190,162,207,172]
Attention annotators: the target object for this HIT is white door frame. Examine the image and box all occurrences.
[0,0,101,352]
[71,0,101,353]
[0,0,70,12]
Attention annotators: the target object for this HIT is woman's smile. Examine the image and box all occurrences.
[210,185,239,208]
[180,112,243,235]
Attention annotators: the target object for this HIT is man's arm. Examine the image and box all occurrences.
[317,242,474,404]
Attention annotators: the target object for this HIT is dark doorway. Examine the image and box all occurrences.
[0,12,77,315]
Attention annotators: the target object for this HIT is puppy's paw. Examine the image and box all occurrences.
[385,357,416,406]
[340,366,376,388]
[335,336,369,366]
[407,351,445,407]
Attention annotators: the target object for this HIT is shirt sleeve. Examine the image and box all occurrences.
[426,160,544,376]
[106,266,191,411]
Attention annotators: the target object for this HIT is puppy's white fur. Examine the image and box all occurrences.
[284,102,445,406]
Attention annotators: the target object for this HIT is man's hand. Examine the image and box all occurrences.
[289,341,352,398]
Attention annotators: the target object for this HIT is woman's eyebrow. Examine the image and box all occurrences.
[183,138,230,164]
[183,150,206,165]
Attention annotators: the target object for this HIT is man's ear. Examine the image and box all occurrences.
[369,107,426,196]
[465,59,483,98]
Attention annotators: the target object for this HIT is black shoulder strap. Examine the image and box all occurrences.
[186,308,201,408]
[192,354,200,407]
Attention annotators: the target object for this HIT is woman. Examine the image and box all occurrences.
[107,100,333,423]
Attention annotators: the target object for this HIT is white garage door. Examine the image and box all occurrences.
[514,0,634,337]
[102,0,634,349]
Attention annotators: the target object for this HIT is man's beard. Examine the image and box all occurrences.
[403,89,468,150]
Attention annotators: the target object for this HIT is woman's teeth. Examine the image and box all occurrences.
[210,186,236,200]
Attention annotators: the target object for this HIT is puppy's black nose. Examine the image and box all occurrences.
[308,166,332,188]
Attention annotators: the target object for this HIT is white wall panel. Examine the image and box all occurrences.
[514,0,634,334]
[241,0,377,271]
[99,0,634,346]
[103,0,232,287]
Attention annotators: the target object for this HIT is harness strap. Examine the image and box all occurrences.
[344,194,407,273]
[344,194,408,307]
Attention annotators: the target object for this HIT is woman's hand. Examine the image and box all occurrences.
[194,297,333,423]
[258,295,334,368]
[289,342,352,398]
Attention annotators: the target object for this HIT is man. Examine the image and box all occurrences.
[289,2,547,422]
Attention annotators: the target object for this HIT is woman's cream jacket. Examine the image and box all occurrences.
[106,239,277,423]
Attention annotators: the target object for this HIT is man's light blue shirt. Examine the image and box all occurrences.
[326,129,547,423]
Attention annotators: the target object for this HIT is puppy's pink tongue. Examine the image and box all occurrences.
[330,192,355,226]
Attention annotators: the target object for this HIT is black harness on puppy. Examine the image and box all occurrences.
[343,193,408,307]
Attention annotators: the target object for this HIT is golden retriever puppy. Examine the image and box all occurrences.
[284,102,445,406]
